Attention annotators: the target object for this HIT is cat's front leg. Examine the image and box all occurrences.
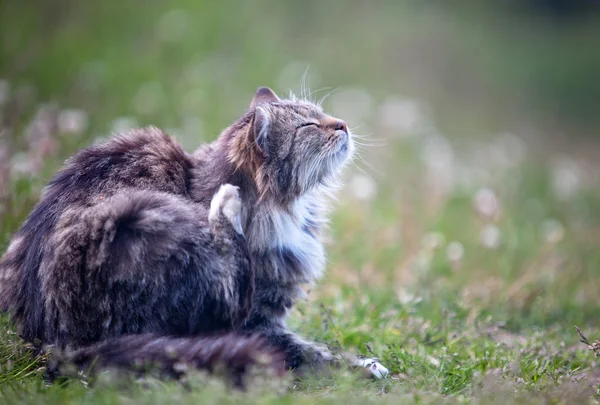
[266,329,389,379]
[283,332,337,372]
[209,184,254,328]
[250,321,336,372]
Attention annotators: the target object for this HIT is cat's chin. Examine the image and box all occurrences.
[331,134,354,168]
[313,142,353,192]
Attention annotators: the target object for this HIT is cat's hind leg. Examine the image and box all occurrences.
[41,188,253,345]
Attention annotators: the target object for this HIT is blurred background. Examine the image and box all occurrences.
[1,0,600,349]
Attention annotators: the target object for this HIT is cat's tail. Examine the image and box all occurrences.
[48,333,286,387]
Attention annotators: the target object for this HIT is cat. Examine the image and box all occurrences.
[0,86,354,383]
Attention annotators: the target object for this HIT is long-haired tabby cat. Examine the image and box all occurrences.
[0,87,354,384]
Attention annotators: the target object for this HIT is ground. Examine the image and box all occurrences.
[1,2,600,404]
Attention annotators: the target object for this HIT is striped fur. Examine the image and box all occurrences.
[0,87,353,381]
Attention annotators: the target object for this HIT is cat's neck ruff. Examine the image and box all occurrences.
[246,188,329,284]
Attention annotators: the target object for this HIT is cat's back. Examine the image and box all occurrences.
[55,126,193,203]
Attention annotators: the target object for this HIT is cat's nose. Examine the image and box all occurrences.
[334,121,348,134]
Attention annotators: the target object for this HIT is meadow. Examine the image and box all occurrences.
[1,2,600,403]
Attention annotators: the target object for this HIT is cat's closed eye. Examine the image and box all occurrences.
[297,122,320,130]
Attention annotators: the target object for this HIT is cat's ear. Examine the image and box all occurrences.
[251,87,278,152]
[250,87,279,109]
[253,106,270,152]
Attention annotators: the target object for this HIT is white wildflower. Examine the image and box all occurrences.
[446,241,464,262]
[480,224,501,249]
[398,288,422,305]
[110,116,138,133]
[551,156,582,200]
[427,356,441,367]
[421,134,455,197]
[10,152,34,178]
[378,96,424,135]
[421,231,446,251]
[57,109,88,135]
[349,174,377,201]
[474,188,500,219]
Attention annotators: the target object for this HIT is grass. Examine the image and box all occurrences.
[2,1,600,403]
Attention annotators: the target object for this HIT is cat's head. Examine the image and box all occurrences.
[232,87,354,202]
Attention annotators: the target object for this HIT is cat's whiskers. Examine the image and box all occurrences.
[300,66,310,100]
[350,131,387,147]
[316,88,339,109]
[343,133,383,178]
[351,151,383,178]
[306,86,332,99]
[351,139,386,149]
[348,123,364,132]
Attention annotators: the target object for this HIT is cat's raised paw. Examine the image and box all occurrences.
[209,184,243,235]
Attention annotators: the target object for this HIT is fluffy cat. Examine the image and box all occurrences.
[0,87,354,383]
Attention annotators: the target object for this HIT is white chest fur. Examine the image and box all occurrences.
[247,194,327,284]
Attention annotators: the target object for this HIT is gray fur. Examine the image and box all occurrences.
[0,86,353,377]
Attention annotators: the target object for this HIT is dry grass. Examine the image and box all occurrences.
[576,326,600,358]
